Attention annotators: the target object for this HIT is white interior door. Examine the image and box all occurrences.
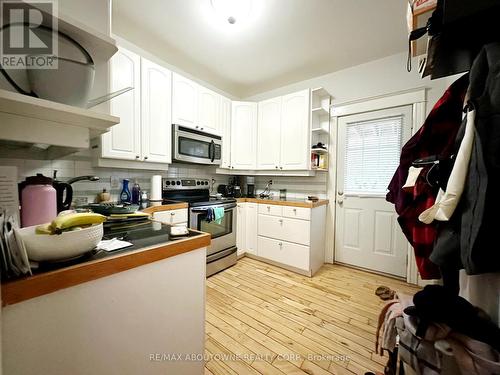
[335,106,412,277]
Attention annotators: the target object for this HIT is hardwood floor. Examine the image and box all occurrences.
[205,257,420,375]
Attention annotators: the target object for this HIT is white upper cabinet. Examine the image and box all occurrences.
[280,89,311,170]
[172,72,198,128]
[198,86,219,134]
[102,47,141,160]
[257,97,282,170]
[231,101,258,170]
[141,59,172,164]
[219,96,232,169]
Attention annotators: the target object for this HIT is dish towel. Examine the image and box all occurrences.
[213,207,225,224]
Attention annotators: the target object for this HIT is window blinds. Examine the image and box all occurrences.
[344,116,403,195]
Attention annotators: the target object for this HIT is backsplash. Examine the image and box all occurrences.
[0,155,328,203]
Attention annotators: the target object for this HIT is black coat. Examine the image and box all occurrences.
[433,43,500,274]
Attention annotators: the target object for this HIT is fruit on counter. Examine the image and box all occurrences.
[51,213,106,232]
[35,223,53,235]
[35,213,106,235]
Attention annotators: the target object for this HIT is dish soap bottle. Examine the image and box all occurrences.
[131,180,141,204]
[120,179,131,203]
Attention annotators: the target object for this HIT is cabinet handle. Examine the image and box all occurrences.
[196,126,199,129]
[144,156,149,160]
[275,166,278,169]
[280,167,283,170]
[279,219,283,224]
[267,206,270,211]
[170,212,175,216]
[293,208,297,213]
[278,242,283,247]
[135,155,140,159]
[201,127,204,130]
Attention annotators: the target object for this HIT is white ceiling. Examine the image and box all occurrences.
[112,0,409,98]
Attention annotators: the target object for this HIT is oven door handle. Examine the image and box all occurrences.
[191,203,236,212]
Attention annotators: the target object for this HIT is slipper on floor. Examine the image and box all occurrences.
[375,286,390,296]
[379,290,396,301]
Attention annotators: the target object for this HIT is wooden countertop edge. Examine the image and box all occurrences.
[236,198,329,208]
[141,202,189,214]
[1,233,211,307]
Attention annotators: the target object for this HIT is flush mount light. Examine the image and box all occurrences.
[210,0,252,25]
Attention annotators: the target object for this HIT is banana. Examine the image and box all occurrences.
[35,223,53,235]
[50,213,106,232]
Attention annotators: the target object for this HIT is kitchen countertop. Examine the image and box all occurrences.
[237,197,329,208]
[140,200,189,214]
[1,223,210,306]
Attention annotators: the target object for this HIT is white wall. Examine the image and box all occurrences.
[245,52,458,114]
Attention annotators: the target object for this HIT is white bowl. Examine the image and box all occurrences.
[17,223,103,262]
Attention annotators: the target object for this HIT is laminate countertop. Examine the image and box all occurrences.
[1,225,210,307]
[140,200,189,214]
[236,197,329,208]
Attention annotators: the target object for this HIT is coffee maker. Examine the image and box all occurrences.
[226,176,242,198]
[241,176,255,198]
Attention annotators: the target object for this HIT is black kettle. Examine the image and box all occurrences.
[52,171,73,213]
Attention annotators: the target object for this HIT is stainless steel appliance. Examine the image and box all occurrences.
[172,125,222,165]
[241,176,255,198]
[162,178,237,276]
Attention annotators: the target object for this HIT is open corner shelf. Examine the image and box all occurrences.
[311,127,329,135]
[311,106,330,116]
[311,148,328,155]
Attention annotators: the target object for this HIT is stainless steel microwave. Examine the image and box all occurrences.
[172,125,222,165]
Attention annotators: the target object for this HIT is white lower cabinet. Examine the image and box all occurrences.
[258,214,310,246]
[239,202,327,276]
[258,236,310,271]
[152,209,188,226]
[236,203,246,256]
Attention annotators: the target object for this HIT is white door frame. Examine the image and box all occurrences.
[325,88,427,285]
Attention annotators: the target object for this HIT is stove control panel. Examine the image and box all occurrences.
[163,178,210,189]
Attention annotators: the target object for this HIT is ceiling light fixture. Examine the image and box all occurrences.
[210,0,253,25]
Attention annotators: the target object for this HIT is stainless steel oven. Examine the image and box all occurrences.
[189,201,237,276]
[172,125,222,165]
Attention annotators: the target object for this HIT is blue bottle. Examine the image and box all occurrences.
[131,179,141,204]
[120,179,131,203]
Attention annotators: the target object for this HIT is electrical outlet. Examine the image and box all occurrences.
[110,176,120,189]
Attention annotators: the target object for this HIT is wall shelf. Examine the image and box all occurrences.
[0,89,119,154]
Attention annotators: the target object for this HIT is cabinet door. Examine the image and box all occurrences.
[257,236,309,271]
[153,209,188,225]
[231,101,257,170]
[198,86,219,134]
[141,58,172,164]
[236,203,246,256]
[102,47,141,160]
[257,97,282,170]
[219,96,232,169]
[245,203,258,255]
[172,73,198,128]
[280,89,310,170]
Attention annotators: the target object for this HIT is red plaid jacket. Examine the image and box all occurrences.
[386,74,469,279]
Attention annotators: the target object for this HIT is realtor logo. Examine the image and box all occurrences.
[0,0,58,69]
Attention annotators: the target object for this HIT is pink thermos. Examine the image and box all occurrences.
[19,174,57,227]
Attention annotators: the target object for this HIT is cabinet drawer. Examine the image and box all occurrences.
[257,236,309,271]
[258,214,310,246]
[153,209,188,225]
[282,206,311,221]
[258,204,282,217]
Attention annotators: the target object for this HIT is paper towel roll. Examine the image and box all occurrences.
[150,175,162,201]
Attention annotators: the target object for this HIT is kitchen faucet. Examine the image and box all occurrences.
[67,175,100,184]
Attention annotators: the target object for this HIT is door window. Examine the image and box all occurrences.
[344,116,403,195]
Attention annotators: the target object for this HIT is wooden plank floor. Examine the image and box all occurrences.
[205,257,420,375]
